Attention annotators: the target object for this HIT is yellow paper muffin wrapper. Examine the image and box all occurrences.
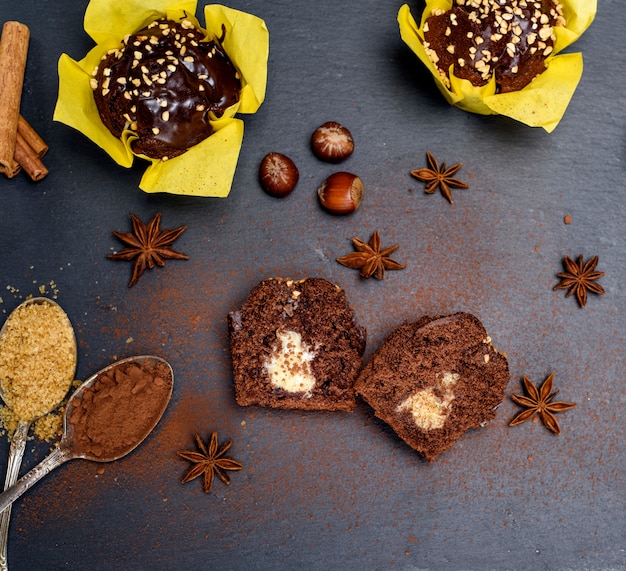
[54,0,269,196]
[398,0,596,132]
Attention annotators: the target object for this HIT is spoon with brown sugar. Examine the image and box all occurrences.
[0,355,173,514]
[0,297,77,571]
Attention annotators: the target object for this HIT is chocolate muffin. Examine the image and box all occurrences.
[91,18,241,160]
[228,278,366,411]
[422,0,566,93]
[355,312,509,461]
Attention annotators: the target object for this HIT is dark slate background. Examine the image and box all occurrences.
[1,0,624,569]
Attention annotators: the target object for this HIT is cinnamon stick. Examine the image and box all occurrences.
[3,159,21,179]
[17,115,47,158]
[0,22,30,176]
[14,132,47,181]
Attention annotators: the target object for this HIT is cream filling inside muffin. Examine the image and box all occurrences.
[398,371,460,430]
[264,329,317,396]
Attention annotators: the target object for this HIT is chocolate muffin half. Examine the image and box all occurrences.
[355,312,509,461]
[228,278,366,411]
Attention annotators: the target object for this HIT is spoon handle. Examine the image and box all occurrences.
[0,420,31,571]
[0,446,72,514]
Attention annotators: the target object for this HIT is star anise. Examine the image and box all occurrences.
[509,373,577,435]
[108,212,189,287]
[336,230,406,279]
[553,254,605,308]
[178,432,243,493]
[410,151,469,203]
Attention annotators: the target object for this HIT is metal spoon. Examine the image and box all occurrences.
[0,355,173,514]
[0,298,77,571]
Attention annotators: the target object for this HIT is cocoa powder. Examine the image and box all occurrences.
[67,359,172,459]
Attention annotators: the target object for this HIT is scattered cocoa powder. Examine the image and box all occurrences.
[67,359,172,459]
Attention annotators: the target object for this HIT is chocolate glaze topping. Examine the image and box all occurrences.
[423,0,565,93]
[92,18,241,159]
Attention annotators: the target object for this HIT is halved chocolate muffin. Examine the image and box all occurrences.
[355,312,509,461]
[228,278,366,411]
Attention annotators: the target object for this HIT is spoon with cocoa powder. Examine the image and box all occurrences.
[0,297,76,571]
[0,355,173,513]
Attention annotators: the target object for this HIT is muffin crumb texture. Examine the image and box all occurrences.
[355,312,510,461]
[228,278,366,411]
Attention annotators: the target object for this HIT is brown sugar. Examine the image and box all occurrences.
[33,408,65,441]
[0,300,76,422]
[0,406,18,435]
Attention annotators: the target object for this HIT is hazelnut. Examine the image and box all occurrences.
[311,121,354,163]
[259,152,299,197]
[317,172,363,215]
